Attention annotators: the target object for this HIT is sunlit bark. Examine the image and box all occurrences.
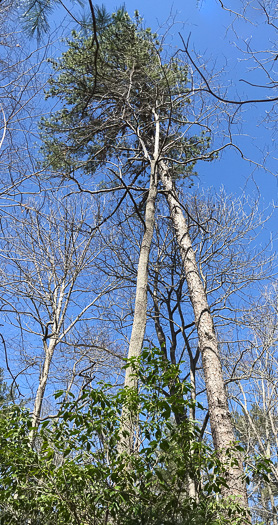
[160,161,249,512]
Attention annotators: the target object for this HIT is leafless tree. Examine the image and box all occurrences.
[229,284,278,524]
[0,9,53,197]
[0,191,122,428]
[148,189,273,389]
[181,0,278,177]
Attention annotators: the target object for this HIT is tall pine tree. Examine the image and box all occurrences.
[41,8,250,514]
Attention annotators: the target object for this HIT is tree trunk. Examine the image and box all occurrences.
[119,163,158,452]
[30,339,56,445]
[32,344,55,428]
[124,163,157,387]
[159,162,250,513]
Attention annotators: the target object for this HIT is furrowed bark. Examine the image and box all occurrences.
[159,161,250,515]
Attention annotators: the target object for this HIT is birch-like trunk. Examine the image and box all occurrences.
[159,162,249,512]
[29,339,56,445]
[119,165,158,452]
[32,340,56,429]
[124,164,157,388]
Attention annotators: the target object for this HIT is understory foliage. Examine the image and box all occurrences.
[0,350,251,525]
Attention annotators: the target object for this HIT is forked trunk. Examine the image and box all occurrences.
[160,162,250,515]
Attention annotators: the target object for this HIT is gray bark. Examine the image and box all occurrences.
[124,164,158,388]
[32,339,56,429]
[159,162,249,512]
[119,163,158,452]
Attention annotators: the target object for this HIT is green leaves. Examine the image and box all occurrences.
[0,350,258,524]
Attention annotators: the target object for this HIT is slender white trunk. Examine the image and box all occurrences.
[160,162,249,512]
[120,164,158,452]
[32,340,56,428]
[124,164,158,387]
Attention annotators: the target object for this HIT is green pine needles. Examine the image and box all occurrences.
[41,8,211,186]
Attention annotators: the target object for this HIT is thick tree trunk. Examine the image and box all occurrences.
[119,164,157,452]
[159,162,249,513]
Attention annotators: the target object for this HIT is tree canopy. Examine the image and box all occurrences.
[41,8,209,183]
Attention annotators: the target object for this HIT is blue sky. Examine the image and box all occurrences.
[81,0,277,229]
[1,0,276,410]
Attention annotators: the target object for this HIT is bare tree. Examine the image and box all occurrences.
[0,8,52,197]
[148,188,273,390]
[229,284,278,524]
[157,164,250,509]
[0,191,121,428]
